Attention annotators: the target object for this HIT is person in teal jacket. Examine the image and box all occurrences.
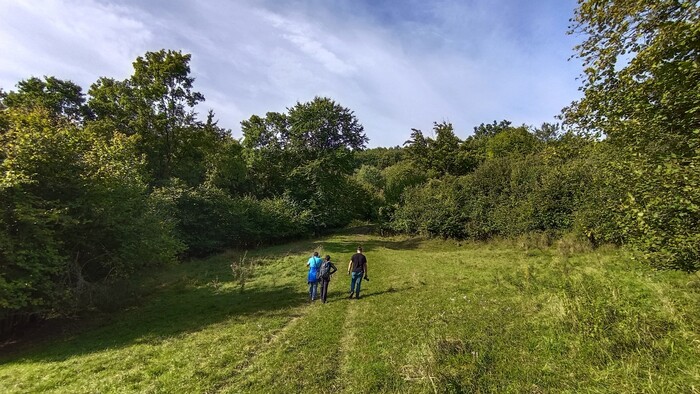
[306,252,323,301]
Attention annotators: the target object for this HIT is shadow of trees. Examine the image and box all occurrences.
[1,284,308,363]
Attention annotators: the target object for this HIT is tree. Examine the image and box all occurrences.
[404,122,467,176]
[485,126,539,158]
[86,77,133,134]
[241,112,296,197]
[241,97,369,229]
[2,76,92,123]
[473,120,512,139]
[404,128,431,171]
[287,97,367,153]
[175,110,228,186]
[431,122,463,175]
[205,136,248,196]
[565,0,700,271]
[88,50,215,185]
[286,97,368,227]
[533,122,561,143]
[0,106,181,322]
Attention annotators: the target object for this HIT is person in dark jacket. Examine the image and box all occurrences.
[319,255,338,303]
[347,246,368,299]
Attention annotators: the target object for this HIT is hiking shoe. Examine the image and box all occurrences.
[348,292,354,299]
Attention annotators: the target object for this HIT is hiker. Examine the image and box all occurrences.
[347,246,368,299]
[307,252,323,301]
[319,255,338,303]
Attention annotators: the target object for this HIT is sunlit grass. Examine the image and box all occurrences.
[1,231,698,393]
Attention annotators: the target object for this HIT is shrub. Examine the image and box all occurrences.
[153,183,313,255]
[0,108,181,327]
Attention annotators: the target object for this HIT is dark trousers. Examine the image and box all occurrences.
[320,279,331,303]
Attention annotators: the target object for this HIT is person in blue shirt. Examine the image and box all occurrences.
[306,251,323,301]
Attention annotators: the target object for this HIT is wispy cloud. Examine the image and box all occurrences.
[261,11,356,76]
[0,0,582,147]
[0,0,151,85]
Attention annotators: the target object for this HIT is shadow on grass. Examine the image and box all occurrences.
[319,237,424,254]
[358,286,412,299]
[1,229,422,364]
[225,235,425,264]
[320,284,414,303]
[1,284,308,363]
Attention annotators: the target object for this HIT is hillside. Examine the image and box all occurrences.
[1,230,699,393]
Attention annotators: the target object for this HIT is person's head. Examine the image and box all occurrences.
[313,251,319,257]
[325,255,331,261]
[357,246,363,253]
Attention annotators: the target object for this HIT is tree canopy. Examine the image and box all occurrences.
[565,0,700,271]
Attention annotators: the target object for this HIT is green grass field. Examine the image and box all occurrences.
[1,230,699,393]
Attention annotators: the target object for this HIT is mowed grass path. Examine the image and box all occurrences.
[1,230,699,393]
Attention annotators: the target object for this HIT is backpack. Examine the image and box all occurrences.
[319,261,331,280]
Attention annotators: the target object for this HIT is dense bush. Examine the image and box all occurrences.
[0,108,181,325]
[622,158,700,272]
[382,161,427,206]
[391,142,598,241]
[564,0,700,272]
[153,183,312,256]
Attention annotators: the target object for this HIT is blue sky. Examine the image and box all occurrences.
[0,0,582,147]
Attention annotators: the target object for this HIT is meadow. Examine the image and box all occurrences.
[1,229,699,393]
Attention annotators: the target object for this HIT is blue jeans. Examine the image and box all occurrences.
[350,271,364,296]
[308,281,318,300]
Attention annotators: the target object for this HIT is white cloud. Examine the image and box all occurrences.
[0,0,582,147]
[0,0,151,88]
[261,11,356,76]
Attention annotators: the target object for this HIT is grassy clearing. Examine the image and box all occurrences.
[1,230,699,393]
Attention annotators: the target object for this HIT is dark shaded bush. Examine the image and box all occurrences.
[391,142,599,241]
[153,183,312,256]
[0,108,182,331]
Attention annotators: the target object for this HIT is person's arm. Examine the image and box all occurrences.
[329,263,338,275]
[348,259,352,274]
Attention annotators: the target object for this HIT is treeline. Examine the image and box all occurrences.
[0,50,370,332]
[361,122,600,238]
[356,0,700,275]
